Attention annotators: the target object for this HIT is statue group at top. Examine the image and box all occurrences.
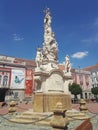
[43,8,58,61]
[35,8,71,74]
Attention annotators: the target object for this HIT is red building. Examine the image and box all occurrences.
[0,55,36,101]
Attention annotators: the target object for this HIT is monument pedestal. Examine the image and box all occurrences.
[33,93,72,112]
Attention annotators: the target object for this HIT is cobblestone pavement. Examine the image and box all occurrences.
[0,102,98,130]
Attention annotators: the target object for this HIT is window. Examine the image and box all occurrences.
[85,75,89,86]
[79,75,83,85]
[92,72,96,76]
[94,77,97,82]
[3,75,8,87]
[92,78,94,82]
[96,77,98,82]
[85,93,87,99]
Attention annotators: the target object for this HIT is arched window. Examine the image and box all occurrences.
[79,75,83,85]
[3,75,8,87]
[85,93,87,99]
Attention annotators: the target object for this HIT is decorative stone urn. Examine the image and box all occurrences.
[79,99,88,113]
[50,102,69,130]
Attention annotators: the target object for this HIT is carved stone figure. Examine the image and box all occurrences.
[44,8,52,27]
[42,8,58,62]
[35,8,58,71]
[65,55,71,73]
[35,48,42,69]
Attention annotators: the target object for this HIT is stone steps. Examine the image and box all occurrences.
[10,110,53,125]
[15,115,39,120]
[10,118,35,124]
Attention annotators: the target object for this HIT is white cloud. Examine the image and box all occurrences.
[12,34,24,41]
[72,51,88,59]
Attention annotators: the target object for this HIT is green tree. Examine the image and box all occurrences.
[91,87,98,101]
[69,83,82,99]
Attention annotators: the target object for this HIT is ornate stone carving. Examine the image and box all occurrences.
[35,48,42,70]
[43,8,58,62]
[44,8,52,27]
[45,73,64,92]
[65,55,71,73]
[33,8,73,112]
[35,8,58,71]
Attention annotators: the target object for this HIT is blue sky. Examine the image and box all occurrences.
[0,0,98,69]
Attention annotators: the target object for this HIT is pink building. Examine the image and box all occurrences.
[72,69,92,99]
[58,64,92,99]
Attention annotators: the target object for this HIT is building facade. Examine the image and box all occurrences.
[0,55,36,101]
[72,68,92,99]
[84,64,98,88]
[0,55,94,101]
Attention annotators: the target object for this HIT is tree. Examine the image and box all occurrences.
[69,83,82,99]
[91,87,98,101]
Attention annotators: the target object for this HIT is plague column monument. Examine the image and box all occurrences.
[33,8,73,112]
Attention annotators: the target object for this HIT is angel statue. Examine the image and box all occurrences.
[44,8,52,27]
[65,55,71,73]
[35,48,42,69]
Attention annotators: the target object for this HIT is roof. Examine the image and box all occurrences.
[58,64,75,72]
[0,54,36,67]
[83,64,98,71]
[15,58,36,67]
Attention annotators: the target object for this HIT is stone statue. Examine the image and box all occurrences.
[65,55,71,73]
[44,8,52,27]
[35,48,42,69]
[35,8,58,71]
[43,8,58,62]
[33,9,73,112]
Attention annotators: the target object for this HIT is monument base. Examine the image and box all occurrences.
[33,92,72,112]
